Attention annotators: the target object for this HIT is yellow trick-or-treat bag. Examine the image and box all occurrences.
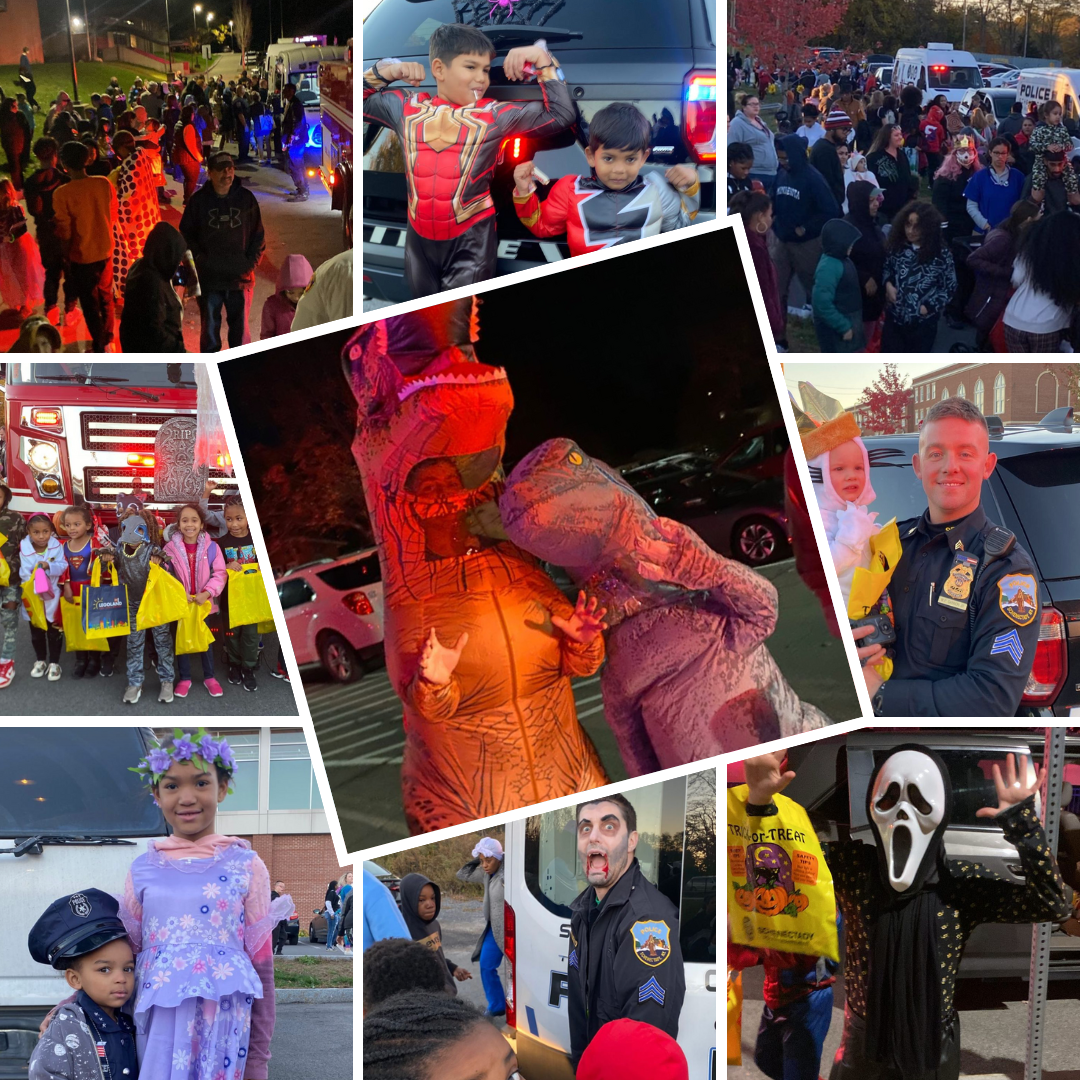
[227,566,273,627]
[727,785,839,960]
[176,599,215,655]
[727,968,743,1066]
[848,519,902,682]
[136,563,190,631]
[0,532,9,587]
[21,578,47,631]
[61,597,109,651]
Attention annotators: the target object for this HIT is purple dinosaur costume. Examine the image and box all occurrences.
[499,438,830,773]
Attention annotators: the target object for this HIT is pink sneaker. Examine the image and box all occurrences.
[174,679,192,698]
[204,677,224,697]
[0,660,13,689]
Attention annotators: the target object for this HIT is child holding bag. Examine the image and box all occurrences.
[164,503,226,699]
[0,483,28,690]
[59,505,106,679]
[219,495,262,693]
[19,514,66,681]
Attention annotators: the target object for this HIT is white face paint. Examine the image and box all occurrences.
[870,750,947,892]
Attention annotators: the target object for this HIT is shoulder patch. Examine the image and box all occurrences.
[629,920,672,967]
[998,573,1038,627]
[638,974,666,1005]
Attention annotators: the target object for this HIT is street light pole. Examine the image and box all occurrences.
[63,0,81,102]
[164,0,173,77]
[82,0,92,60]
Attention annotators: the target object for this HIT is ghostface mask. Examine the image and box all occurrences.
[867,745,952,894]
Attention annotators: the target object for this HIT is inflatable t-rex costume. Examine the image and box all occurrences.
[342,302,608,834]
[499,439,830,774]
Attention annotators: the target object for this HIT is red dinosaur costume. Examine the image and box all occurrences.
[343,299,608,834]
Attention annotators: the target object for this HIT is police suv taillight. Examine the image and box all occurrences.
[683,70,716,164]
[504,899,517,1029]
[1021,606,1067,705]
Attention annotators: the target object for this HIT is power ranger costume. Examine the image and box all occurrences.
[746,746,1069,1080]
[513,169,700,256]
[362,58,577,298]
[342,301,607,835]
[498,438,829,775]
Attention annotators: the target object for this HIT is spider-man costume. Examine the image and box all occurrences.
[513,170,701,256]
[363,64,577,297]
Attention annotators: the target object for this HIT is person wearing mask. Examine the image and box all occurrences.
[727,93,778,195]
[456,837,507,1018]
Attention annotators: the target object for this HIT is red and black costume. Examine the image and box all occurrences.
[363,63,577,297]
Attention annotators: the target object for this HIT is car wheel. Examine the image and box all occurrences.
[309,923,318,943]
[319,632,361,683]
[732,516,787,566]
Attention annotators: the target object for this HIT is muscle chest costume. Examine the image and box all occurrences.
[343,302,607,835]
[498,438,829,775]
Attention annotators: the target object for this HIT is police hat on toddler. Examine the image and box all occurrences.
[29,889,128,968]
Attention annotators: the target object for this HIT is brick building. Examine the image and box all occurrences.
[156,728,352,940]
[0,0,44,65]
[911,363,1077,427]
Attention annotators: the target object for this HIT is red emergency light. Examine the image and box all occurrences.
[30,408,61,427]
[127,453,155,467]
[930,64,947,71]
[683,70,716,164]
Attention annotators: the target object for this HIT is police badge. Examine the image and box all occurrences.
[938,552,978,611]
[69,893,93,918]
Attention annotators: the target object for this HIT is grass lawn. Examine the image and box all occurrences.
[0,60,170,111]
[786,314,821,352]
[273,956,353,990]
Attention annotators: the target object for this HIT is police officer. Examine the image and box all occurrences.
[27,889,138,1080]
[856,397,1040,716]
[567,793,685,1066]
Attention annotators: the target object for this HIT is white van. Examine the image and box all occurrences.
[893,43,985,103]
[1017,68,1080,134]
[1,728,168,1075]
[503,770,716,1080]
[266,40,348,93]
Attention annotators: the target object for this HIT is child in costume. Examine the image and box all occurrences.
[0,483,28,689]
[28,889,138,1080]
[363,24,577,298]
[164,502,227,699]
[512,102,700,255]
[121,731,292,1080]
[218,495,261,692]
[19,513,66,682]
[59,505,104,680]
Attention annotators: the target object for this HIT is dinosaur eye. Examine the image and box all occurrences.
[567,451,583,466]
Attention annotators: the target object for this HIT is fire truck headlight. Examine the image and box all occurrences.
[40,477,61,495]
[27,441,59,473]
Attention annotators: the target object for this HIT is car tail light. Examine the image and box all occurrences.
[342,590,374,616]
[1022,606,1067,704]
[683,71,716,164]
[499,136,526,162]
[504,900,517,1029]
[31,408,62,427]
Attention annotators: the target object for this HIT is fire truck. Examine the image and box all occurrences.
[3,362,238,524]
[319,39,353,249]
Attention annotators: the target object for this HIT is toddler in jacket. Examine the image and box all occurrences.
[19,513,67,682]
[259,253,312,339]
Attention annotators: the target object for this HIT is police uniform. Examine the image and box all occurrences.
[567,858,685,1065]
[873,505,1040,716]
[27,889,138,1080]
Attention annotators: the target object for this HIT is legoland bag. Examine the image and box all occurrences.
[61,597,109,652]
[82,561,131,639]
[176,599,215,655]
[136,562,190,631]
[227,566,273,627]
[20,578,47,631]
[727,785,839,960]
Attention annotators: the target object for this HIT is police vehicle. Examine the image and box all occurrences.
[503,769,716,1079]
[861,408,1080,717]
[1016,68,1080,141]
[0,729,168,1078]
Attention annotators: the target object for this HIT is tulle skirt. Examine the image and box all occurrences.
[136,993,254,1080]
[0,233,45,310]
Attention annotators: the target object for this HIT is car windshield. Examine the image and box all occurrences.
[8,363,197,388]
[0,728,167,838]
[928,65,983,90]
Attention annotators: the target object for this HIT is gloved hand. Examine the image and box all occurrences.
[833,503,879,555]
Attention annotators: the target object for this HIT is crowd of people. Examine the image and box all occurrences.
[727,50,1080,353]
[0,57,325,351]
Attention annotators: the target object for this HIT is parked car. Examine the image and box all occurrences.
[276,549,384,683]
[871,64,893,89]
[285,907,300,946]
[959,86,1018,124]
[861,408,1080,716]
[715,420,790,480]
[865,52,894,70]
[309,909,331,944]
[364,859,402,907]
[363,0,716,302]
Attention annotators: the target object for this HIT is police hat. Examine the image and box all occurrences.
[28,889,129,968]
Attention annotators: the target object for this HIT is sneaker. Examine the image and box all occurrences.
[30,661,47,678]
[270,665,287,680]
[286,192,309,202]
[0,660,13,688]
[228,663,242,685]
[85,656,101,678]
[47,663,62,682]
[242,668,257,692]
[123,684,142,704]
[100,654,115,677]
[158,681,174,703]
[204,677,224,697]
[72,659,87,679]
[174,679,192,698]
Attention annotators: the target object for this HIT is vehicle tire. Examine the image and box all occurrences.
[732,516,787,566]
[309,923,318,943]
[318,632,361,683]
[288,926,299,946]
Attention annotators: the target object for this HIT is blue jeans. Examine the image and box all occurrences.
[754,986,834,1080]
[198,285,254,351]
[287,141,309,194]
[479,926,506,1013]
[325,912,337,947]
[177,642,215,681]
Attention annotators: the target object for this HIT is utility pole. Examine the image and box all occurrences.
[63,0,80,102]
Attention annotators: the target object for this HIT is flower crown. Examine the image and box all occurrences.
[130,729,238,793]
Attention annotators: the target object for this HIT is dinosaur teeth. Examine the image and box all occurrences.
[397,367,509,403]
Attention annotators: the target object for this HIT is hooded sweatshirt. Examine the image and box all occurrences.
[259,253,313,339]
[773,133,841,243]
[178,175,265,291]
[398,872,461,995]
[120,221,187,353]
[844,180,887,321]
[811,217,865,350]
[919,105,945,154]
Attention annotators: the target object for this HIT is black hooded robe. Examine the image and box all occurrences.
[119,222,187,352]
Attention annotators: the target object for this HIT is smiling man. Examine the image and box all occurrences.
[856,397,1040,716]
[567,794,684,1066]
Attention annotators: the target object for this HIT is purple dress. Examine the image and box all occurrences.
[122,839,291,1080]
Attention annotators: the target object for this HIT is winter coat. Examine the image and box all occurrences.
[0,508,28,580]
[844,181,887,322]
[179,176,265,291]
[866,146,917,219]
[882,242,957,325]
[457,857,505,956]
[18,533,66,623]
[163,529,227,613]
[812,218,866,351]
[932,165,978,240]
[727,109,779,177]
[773,133,841,243]
[28,1003,110,1080]
[964,224,1018,334]
[259,253,312,339]
[919,106,946,154]
[119,221,187,353]
[398,872,462,995]
[747,226,785,339]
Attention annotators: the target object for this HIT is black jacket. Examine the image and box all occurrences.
[810,137,846,207]
[931,166,977,241]
[179,175,265,291]
[568,859,685,1064]
[844,181,887,321]
[120,222,187,353]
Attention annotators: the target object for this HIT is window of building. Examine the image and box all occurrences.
[932,383,937,399]
[974,378,984,413]
[269,731,324,811]
[941,388,949,400]
[222,732,260,812]
[994,372,1005,414]
[956,383,965,399]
